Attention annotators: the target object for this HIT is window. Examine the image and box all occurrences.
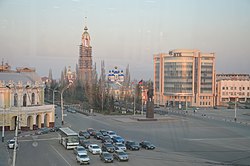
[31,93,35,105]
[14,93,18,107]
[23,94,27,106]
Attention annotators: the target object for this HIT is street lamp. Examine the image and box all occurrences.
[60,82,73,125]
[1,106,5,142]
[141,86,144,115]
[234,97,237,122]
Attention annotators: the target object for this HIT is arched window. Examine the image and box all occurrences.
[23,94,27,107]
[31,93,35,105]
[14,93,18,107]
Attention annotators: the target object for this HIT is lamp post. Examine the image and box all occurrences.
[234,97,237,122]
[1,106,5,142]
[60,82,72,125]
[141,86,143,115]
[133,89,136,116]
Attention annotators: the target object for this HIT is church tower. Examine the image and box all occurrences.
[78,23,93,87]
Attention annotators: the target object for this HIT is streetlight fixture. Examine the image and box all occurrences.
[60,81,73,125]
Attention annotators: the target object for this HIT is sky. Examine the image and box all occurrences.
[0,0,250,80]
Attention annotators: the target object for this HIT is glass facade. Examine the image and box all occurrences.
[164,60,193,94]
[200,62,213,93]
[155,62,160,92]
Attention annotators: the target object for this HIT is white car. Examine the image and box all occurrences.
[88,144,102,154]
[76,152,90,165]
[106,131,117,138]
[114,143,126,151]
[7,139,18,149]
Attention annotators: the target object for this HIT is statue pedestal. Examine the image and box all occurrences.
[146,100,154,118]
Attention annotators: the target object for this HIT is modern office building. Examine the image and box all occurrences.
[0,64,54,131]
[216,74,250,106]
[154,49,216,108]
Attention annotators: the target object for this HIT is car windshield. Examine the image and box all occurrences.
[103,153,111,157]
[78,147,85,151]
[118,151,126,155]
[105,144,113,147]
[92,145,99,149]
[9,140,15,144]
[79,155,88,158]
[117,144,124,147]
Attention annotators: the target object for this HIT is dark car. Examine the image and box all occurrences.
[100,135,113,143]
[125,140,140,151]
[80,140,91,149]
[140,141,156,150]
[113,150,129,161]
[78,136,86,144]
[67,108,76,113]
[35,127,50,135]
[101,142,115,153]
[99,129,108,136]
[79,130,90,139]
[100,152,113,163]
[93,131,102,139]
[50,126,61,132]
[87,128,96,136]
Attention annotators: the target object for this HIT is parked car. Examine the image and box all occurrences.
[74,146,87,155]
[88,144,102,154]
[80,140,91,149]
[79,130,90,139]
[99,129,108,135]
[100,135,113,143]
[7,139,18,149]
[87,128,96,136]
[76,152,90,165]
[93,131,102,139]
[50,126,61,132]
[35,127,50,135]
[101,142,115,153]
[106,131,117,138]
[78,136,86,144]
[125,140,140,151]
[99,152,114,163]
[112,135,125,144]
[67,108,76,113]
[113,150,129,161]
[140,141,156,150]
[114,143,126,151]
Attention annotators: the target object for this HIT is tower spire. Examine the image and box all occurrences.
[84,16,88,31]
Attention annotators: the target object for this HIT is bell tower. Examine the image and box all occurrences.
[78,19,93,88]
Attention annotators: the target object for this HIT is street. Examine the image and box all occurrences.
[1,107,250,166]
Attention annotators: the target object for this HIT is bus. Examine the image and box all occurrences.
[59,127,79,149]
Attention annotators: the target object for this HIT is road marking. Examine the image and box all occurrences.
[18,137,60,142]
[50,145,72,166]
[184,137,250,141]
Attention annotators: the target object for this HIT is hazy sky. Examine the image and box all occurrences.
[0,0,249,80]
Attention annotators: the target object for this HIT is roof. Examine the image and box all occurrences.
[0,71,43,85]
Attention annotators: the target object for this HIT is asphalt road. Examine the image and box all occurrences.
[3,107,250,166]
